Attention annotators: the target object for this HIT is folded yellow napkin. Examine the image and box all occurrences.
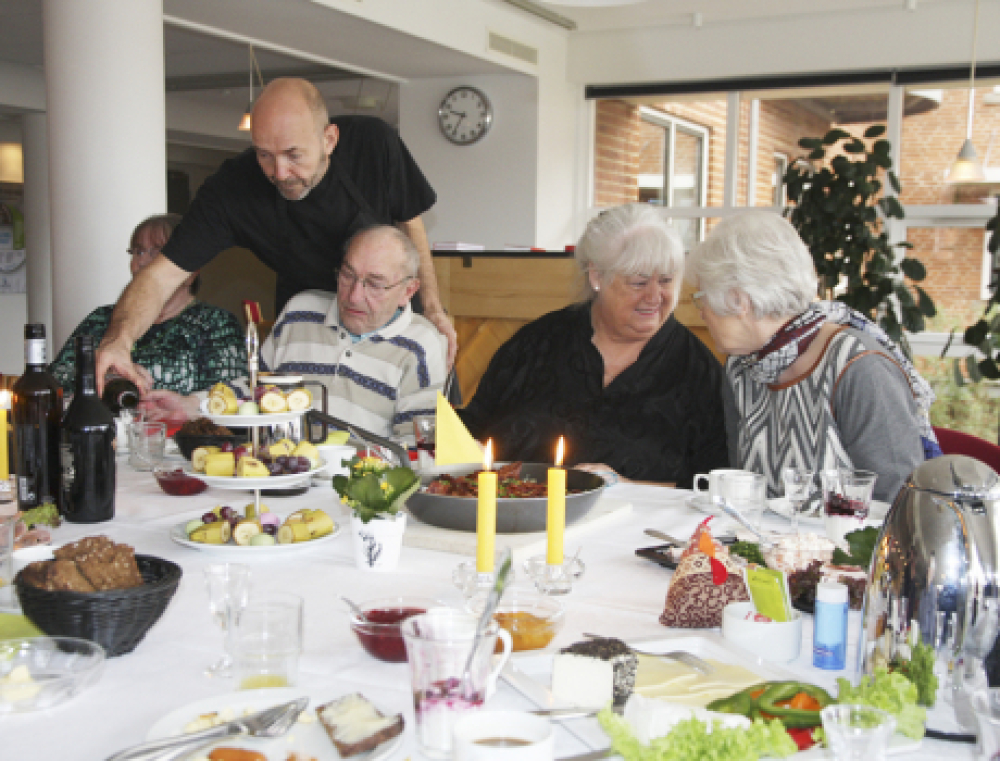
[434,392,484,466]
[0,613,43,639]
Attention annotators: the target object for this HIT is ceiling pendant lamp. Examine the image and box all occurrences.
[947,0,986,183]
[237,45,263,132]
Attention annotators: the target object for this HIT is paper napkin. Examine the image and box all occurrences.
[434,392,484,466]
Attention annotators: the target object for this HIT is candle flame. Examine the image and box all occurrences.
[484,439,493,471]
[555,436,565,468]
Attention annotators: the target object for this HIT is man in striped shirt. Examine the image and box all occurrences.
[144,225,448,438]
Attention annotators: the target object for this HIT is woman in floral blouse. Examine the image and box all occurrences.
[50,214,246,395]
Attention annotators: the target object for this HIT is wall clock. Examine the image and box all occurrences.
[437,86,493,146]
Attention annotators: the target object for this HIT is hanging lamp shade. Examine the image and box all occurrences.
[948,138,987,183]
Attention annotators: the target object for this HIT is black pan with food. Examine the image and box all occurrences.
[407,462,605,534]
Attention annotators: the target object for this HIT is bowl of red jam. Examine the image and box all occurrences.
[153,467,208,496]
[350,597,436,662]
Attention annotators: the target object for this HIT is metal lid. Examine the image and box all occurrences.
[906,454,1000,499]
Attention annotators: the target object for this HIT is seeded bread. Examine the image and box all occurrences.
[317,693,404,757]
[23,536,143,593]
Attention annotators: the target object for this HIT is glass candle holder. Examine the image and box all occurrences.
[452,556,515,598]
[522,554,585,595]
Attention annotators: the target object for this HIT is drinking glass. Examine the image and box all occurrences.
[413,415,436,471]
[203,563,251,677]
[0,514,14,609]
[719,471,766,530]
[820,704,896,761]
[781,467,815,534]
[128,421,166,471]
[821,468,877,548]
[233,593,304,690]
[401,609,513,759]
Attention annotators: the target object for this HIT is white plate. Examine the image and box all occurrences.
[198,398,313,427]
[169,517,341,557]
[504,634,920,759]
[185,459,327,490]
[146,688,403,761]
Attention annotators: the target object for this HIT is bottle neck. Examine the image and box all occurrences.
[75,346,98,397]
[24,338,46,368]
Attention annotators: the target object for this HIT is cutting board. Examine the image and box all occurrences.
[402,496,633,563]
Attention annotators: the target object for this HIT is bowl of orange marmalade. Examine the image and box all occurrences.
[467,587,565,652]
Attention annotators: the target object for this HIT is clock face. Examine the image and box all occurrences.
[438,87,492,146]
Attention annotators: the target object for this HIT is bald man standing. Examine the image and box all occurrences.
[97,77,454,389]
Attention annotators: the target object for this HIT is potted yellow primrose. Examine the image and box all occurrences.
[333,455,420,572]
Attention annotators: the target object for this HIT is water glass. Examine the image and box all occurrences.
[821,468,877,548]
[203,563,251,677]
[719,471,766,530]
[0,514,14,609]
[781,467,815,534]
[128,421,166,471]
[233,593,304,690]
[413,415,436,470]
[973,691,1000,760]
[401,609,513,759]
[820,704,896,761]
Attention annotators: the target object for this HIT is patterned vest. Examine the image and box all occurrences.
[727,328,907,497]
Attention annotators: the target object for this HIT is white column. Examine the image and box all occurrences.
[43,0,166,349]
[21,112,53,352]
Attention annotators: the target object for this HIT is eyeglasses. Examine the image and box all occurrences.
[127,247,161,258]
[623,275,674,292]
[337,266,413,295]
[691,290,706,306]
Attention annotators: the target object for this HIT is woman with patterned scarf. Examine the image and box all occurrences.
[688,211,939,503]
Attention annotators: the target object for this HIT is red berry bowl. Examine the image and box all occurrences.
[349,597,437,663]
[153,467,208,496]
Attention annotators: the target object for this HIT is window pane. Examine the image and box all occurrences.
[636,118,666,205]
[906,225,988,320]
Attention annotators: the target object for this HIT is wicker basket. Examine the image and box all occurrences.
[14,555,183,657]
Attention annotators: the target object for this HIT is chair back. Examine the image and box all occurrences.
[932,426,1000,473]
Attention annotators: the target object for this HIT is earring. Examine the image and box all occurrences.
[594,285,600,292]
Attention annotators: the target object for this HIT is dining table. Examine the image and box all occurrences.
[1,458,977,761]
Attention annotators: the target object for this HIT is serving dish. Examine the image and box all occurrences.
[198,398,314,427]
[349,596,439,662]
[145,688,404,761]
[0,637,105,713]
[408,462,604,534]
[503,633,921,758]
[183,459,327,490]
[169,518,341,557]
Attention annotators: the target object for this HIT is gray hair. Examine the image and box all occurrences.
[345,224,420,279]
[687,211,818,319]
[575,204,685,300]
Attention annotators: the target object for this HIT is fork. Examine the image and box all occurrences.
[581,633,714,675]
[106,697,309,761]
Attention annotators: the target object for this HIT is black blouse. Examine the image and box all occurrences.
[458,303,729,486]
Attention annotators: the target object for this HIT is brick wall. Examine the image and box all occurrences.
[594,89,1000,316]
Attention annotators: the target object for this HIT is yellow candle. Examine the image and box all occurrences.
[547,437,566,565]
[476,440,497,573]
[0,391,9,482]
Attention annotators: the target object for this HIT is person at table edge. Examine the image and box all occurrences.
[142,224,447,439]
[458,203,729,487]
[95,77,455,392]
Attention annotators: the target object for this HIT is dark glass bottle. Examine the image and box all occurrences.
[102,375,140,415]
[60,335,116,522]
[12,324,62,509]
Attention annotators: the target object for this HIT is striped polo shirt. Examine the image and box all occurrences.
[260,290,447,438]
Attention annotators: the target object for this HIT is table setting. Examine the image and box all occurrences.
[3,387,999,761]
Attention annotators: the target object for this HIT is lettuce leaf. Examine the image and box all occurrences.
[836,668,926,739]
[598,708,798,761]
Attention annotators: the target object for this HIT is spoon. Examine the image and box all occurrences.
[711,496,774,548]
[341,596,370,623]
[461,548,513,694]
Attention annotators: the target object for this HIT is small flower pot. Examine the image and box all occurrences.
[351,512,407,572]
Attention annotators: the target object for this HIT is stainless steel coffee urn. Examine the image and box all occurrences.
[859,455,1000,699]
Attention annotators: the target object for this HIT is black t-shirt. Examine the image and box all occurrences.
[162,115,436,311]
[457,303,730,486]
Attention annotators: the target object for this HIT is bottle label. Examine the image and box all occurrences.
[60,442,75,488]
[25,338,46,366]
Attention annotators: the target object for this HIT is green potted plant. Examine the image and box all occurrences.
[333,455,420,572]
[784,127,935,351]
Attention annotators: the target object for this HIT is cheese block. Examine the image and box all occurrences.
[317,693,404,757]
[551,638,638,708]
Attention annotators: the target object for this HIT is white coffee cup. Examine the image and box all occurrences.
[314,444,356,482]
[693,468,755,499]
[453,711,554,761]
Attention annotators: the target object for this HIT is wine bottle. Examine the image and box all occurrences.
[60,335,116,522]
[102,375,140,415]
[11,324,62,509]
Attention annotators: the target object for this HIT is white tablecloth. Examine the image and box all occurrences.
[2,463,975,760]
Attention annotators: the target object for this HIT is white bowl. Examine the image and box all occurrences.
[721,601,803,663]
[13,546,55,576]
